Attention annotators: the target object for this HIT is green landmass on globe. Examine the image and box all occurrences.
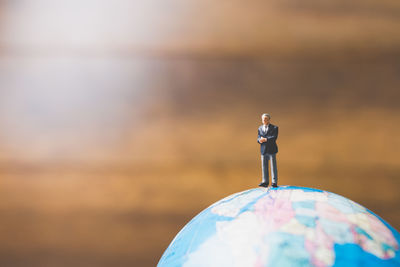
[158,186,400,267]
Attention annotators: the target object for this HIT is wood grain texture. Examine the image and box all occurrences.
[0,1,399,266]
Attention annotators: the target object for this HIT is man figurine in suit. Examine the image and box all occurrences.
[257,113,278,188]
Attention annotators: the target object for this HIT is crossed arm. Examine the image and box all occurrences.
[257,127,279,144]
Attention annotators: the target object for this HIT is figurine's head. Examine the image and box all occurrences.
[261,113,271,125]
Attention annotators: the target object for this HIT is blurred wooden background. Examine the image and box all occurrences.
[0,0,399,266]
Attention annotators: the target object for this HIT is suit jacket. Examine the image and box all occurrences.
[257,124,278,155]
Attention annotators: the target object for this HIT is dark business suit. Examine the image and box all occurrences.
[257,124,278,185]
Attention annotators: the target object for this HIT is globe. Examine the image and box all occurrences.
[158,186,400,267]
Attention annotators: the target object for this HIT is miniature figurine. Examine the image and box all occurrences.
[257,113,278,188]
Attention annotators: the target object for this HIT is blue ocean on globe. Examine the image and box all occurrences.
[158,186,400,267]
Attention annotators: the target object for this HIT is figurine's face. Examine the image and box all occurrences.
[262,116,270,125]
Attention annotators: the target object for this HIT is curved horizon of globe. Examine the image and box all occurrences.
[158,186,400,267]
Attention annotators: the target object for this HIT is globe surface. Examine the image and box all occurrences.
[158,186,400,267]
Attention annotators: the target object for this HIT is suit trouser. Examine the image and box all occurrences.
[261,153,278,185]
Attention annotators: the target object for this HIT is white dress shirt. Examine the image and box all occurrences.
[263,124,269,134]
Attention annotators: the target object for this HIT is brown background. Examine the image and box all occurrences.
[0,0,400,266]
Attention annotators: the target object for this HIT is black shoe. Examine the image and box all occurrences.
[271,184,278,188]
[259,182,269,188]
